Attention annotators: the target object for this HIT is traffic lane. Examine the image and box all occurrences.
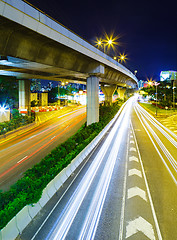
[0,113,86,191]
[135,104,177,185]
[0,109,86,167]
[123,125,161,240]
[136,104,177,162]
[0,107,86,151]
[20,98,132,240]
[19,117,119,240]
[93,121,129,240]
[132,106,177,239]
[0,110,86,174]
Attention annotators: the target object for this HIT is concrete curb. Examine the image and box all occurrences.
[0,103,125,239]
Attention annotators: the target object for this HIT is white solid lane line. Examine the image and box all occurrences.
[135,106,177,179]
[79,105,130,240]
[47,98,133,240]
[131,124,162,240]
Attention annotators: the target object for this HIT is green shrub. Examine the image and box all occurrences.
[0,99,124,229]
[0,113,34,135]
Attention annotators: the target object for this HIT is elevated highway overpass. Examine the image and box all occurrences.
[0,0,138,124]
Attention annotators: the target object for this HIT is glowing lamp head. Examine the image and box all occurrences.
[0,106,6,113]
[108,39,112,45]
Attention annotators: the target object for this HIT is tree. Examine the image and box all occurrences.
[0,76,18,108]
[141,80,173,107]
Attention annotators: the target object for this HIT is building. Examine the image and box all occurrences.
[138,80,145,89]
[160,71,177,82]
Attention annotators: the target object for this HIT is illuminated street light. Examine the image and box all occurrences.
[147,78,155,87]
[95,33,119,53]
[114,53,128,63]
[134,70,137,76]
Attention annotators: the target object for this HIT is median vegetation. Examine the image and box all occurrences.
[0,110,35,135]
[0,99,123,230]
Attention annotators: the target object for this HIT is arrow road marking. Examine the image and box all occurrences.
[129,156,139,162]
[130,147,136,152]
[126,216,155,240]
[128,169,142,178]
[127,186,147,201]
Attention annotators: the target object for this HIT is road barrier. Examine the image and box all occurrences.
[0,102,125,240]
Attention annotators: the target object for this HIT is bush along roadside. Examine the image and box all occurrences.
[0,99,124,230]
[0,110,35,135]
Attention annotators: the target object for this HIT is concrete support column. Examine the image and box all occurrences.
[101,84,117,105]
[118,87,126,100]
[87,76,99,125]
[19,79,31,114]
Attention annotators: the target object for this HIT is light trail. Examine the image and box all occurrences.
[136,104,177,147]
[44,98,133,240]
[0,108,86,152]
[0,114,86,179]
[135,104,177,172]
[134,104,177,185]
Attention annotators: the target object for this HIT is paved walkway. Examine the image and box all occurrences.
[158,114,177,134]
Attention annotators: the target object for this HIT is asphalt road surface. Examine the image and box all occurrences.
[0,106,86,191]
[19,97,177,240]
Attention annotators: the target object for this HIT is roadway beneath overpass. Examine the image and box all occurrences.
[0,0,138,124]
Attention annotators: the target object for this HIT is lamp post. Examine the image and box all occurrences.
[172,80,176,110]
[155,82,160,116]
[58,83,60,105]
[95,34,119,54]
[97,39,112,53]
[114,53,127,63]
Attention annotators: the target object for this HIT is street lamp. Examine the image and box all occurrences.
[147,78,155,87]
[114,53,127,63]
[155,82,160,116]
[95,34,119,53]
[172,80,176,110]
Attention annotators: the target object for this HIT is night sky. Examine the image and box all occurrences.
[26,0,177,81]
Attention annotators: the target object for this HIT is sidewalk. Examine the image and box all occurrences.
[140,102,177,134]
[158,114,177,134]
